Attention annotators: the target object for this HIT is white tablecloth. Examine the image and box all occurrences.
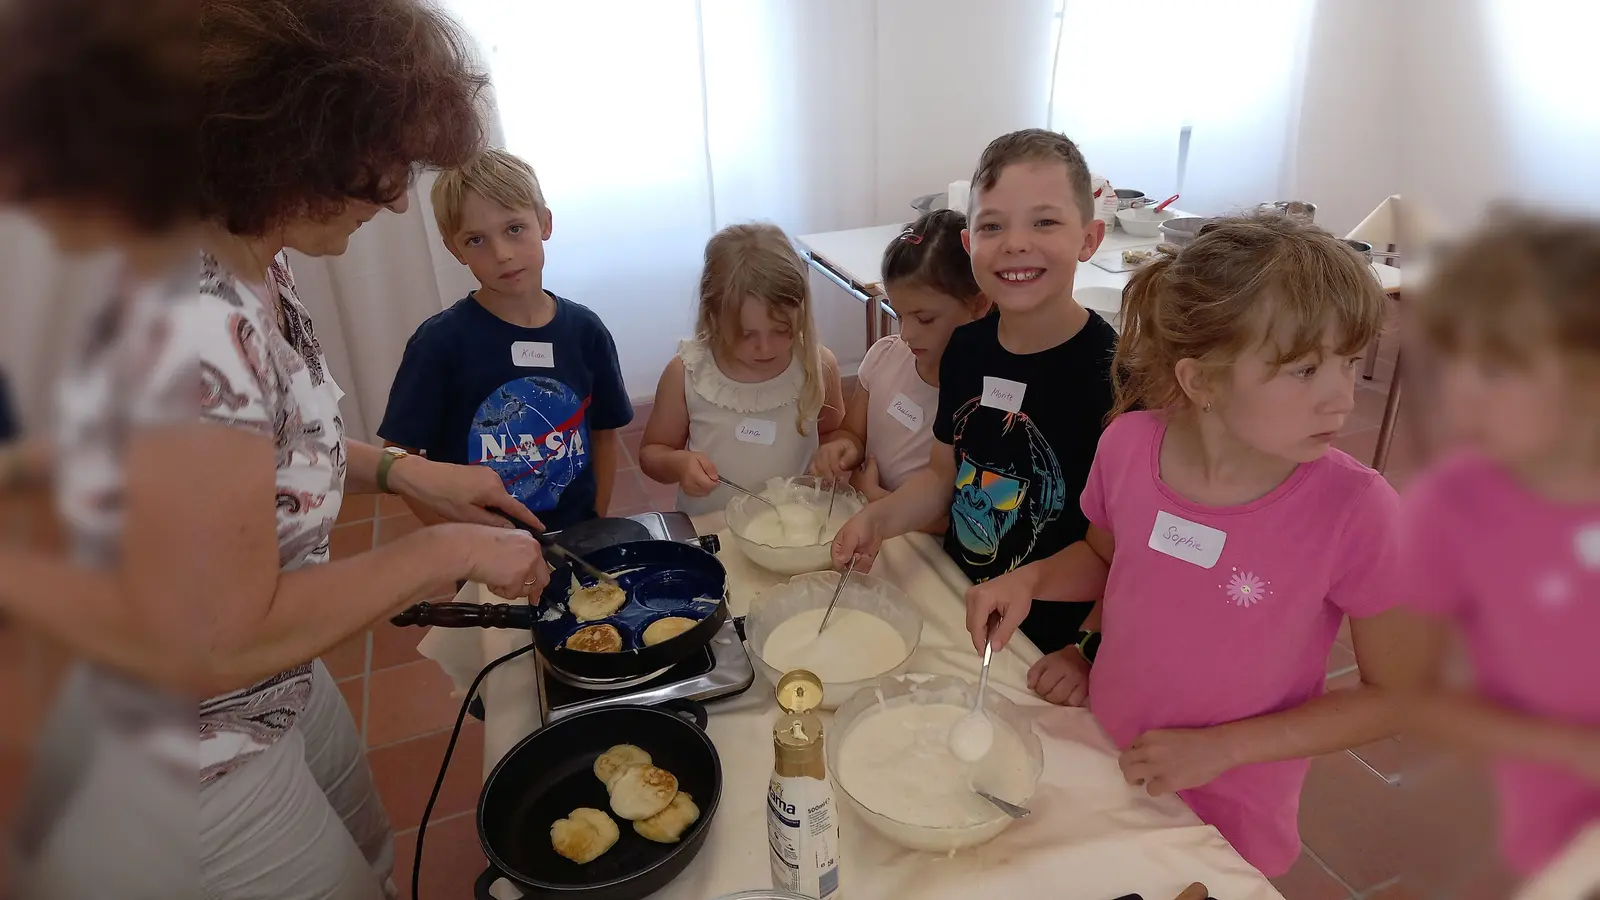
[419,515,1284,900]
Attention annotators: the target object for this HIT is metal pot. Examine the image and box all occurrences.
[473,702,721,900]
[1257,200,1317,224]
[1343,239,1374,263]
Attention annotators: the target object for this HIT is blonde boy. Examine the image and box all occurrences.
[379,149,632,528]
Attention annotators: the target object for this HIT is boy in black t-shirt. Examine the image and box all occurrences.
[380,149,632,531]
[833,129,1116,655]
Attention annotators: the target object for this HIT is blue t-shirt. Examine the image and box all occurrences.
[378,292,633,530]
[0,371,17,441]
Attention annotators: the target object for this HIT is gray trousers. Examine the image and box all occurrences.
[15,660,396,900]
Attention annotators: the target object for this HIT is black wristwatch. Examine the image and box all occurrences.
[1073,629,1101,664]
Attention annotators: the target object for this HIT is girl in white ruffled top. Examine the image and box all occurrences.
[641,222,845,515]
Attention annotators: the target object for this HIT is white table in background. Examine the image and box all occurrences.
[422,519,1286,900]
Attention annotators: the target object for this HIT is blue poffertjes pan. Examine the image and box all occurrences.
[392,534,728,683]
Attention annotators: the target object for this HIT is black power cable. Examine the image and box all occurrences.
[411,640,538,900]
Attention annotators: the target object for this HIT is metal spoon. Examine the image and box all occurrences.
[973,789,1030,820]
[949,613,999,763]
[815,477,839,543]
[815,554,857,635]
[717,475,778,511]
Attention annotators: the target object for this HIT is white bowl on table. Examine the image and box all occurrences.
[1115,206,1176,237]
[826,673,1043,853]
[743,570,922,710]
[726,475,865,575]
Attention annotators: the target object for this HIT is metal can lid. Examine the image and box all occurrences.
[775,669,824,715]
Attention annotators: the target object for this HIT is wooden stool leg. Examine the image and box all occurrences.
[1372,350,1404,473]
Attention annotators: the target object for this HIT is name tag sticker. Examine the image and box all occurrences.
[511,341,555,368]
[735,418,777,446]
[980,376,1026,414]
[887,393,924,430]
[1148,510,1227,569]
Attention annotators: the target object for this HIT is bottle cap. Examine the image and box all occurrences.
[775,669,824,715]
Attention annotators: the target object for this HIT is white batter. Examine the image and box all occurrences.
[742,502,849,548]
[760,608,907,683]
[836,701,1033,829]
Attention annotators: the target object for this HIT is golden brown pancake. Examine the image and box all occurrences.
[550,808,619,864]
[634,791,700,843]
[569,578,627,621]
[609,764,679,821]
[593,744,652,788]
[565,624,623,653]
[642,616,698,647]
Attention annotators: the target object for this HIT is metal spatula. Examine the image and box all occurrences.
[494,511,616,585]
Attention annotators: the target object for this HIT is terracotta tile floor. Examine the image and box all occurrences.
[341,344,1507,898]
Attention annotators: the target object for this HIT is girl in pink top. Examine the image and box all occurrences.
[812,211,990,524]
[1400,213,1600,878]
[965,215,1416,876]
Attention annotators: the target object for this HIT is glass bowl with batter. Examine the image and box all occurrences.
[826,673,1043,853]
[725,476,866,575]
[743,570,922,710]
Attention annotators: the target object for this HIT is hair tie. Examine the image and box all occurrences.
[899,229,923,245]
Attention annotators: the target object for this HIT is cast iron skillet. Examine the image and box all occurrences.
[393,536,728,682]
[477,702,721,900]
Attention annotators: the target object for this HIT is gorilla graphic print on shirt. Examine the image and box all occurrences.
[948,397,1066,576]
[469,376,590,512]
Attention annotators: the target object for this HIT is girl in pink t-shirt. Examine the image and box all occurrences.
[812,210,990,523]
[964,215,1417,876]
[1400,213,1600,879]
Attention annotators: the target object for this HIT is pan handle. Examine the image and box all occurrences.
[391,601,535,629]
[691,533,721,554]
[657,698,709,730]
[473,864,518,900]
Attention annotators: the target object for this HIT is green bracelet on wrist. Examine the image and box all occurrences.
[376,446,410,495]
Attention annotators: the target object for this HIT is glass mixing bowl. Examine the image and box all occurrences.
[725,475,865,575]
[743,570,923,710]
[826,673,1043,853]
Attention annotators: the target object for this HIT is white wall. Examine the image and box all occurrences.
[1395,0,1514,232]
[871,0,1058,223]
[1289,0,1402,237]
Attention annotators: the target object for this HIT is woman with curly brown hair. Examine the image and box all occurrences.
[0,1,552,897]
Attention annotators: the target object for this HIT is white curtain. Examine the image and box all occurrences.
[1049,0,1316,217]
[291,0,1059,441]
[1480,0,1600,214]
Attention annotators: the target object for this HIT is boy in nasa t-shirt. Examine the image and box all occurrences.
[379,149,632,531]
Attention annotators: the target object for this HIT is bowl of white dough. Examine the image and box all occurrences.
[826,673,1043,853]
[725,476,866,575]
[743,570,922,710]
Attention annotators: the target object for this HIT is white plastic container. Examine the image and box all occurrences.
[1091,173,1118,232]
[768,671,842,899]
